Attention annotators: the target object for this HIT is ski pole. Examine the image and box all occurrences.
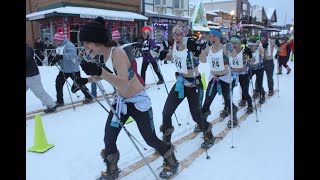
[277,59,280,98]
[146,59,160,90]
[54,63,76,110]
[189,51,210,159]
[248,68,259,122]
[156,58,181,126]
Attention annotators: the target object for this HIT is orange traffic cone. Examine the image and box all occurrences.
[28,114,54,153]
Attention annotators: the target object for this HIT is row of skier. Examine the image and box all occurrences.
[48,16,289,179]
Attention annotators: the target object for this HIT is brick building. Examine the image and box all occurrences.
[26,0,147,47]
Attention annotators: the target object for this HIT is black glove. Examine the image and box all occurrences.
[158,49,168,61]
[243,47,252,59]
[71,77,88,93]
[55,54,63,61]
[262,42,269,49]
[275,39,281,47]
[80,61,102,76]
[242,39,247,45]
[152,46,160,53]
[187,38,203,57]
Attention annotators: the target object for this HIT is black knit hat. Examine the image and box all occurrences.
[80,17,108,43]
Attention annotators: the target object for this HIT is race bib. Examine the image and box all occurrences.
[173,49,188,74]
[208,55,224,71]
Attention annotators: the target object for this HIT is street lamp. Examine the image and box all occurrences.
[230,10,235,16]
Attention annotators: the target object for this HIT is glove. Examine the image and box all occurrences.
[80,61,102,76]
[55,54,63,61]
[187,38,203,57]
[225,42,234,52]
[275,39,281,47]
[158,49,168,61]
[243,47,253,59]
[262,42,269,49]
[71,77,88,93]
[152,46,160,53]
[242,39,247,45]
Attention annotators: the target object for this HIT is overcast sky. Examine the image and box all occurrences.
[249,0,294,25]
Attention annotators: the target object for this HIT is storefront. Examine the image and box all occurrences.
[26,6,148,46]
[144,14,189,46]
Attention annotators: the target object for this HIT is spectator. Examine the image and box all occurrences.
[26,43,57,113]
[52,28,93,106]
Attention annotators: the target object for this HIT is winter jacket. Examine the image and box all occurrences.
[26,45,39,77]
[57,38,80,73]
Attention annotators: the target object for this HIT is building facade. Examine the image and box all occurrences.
[143,0,190,45]
[26,0,144,46]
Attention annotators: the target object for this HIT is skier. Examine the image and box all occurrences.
[26,43,57,113]
[51,28,93,106]
[76,17,179,179]
[254,32,281,97]
[229,35,254,114]
[276,36,291,74]
[136,25,164,85]
[247,38,266,104]
[158,24,215,148]
[200,29,239,128]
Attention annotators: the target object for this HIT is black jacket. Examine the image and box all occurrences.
[26,45,39,77]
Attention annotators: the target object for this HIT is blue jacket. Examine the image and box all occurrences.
[57,39,80,73]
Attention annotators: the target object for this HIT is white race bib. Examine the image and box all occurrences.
[207,47,225,71]
[229,49,244,68]
[252,50,260,65]
[173,49,188,74]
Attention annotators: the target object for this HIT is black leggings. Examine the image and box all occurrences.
[162,76,210,131]
[141,61,164,83]
[202,78,236,113]
[278,56,289,68]
[55,71,92,103]
[238,73,252,107]
[250,68,265,97]
[104,103,169,156]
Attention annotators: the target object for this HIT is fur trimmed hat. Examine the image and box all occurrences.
[80,17,108,43]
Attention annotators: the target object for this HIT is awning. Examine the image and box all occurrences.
[26,6,148,21]
[262,27,281,32]
[192,24,210,32]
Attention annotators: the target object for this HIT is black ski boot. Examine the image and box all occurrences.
[97,149,121,180]
[268,90,274,96]
[201,124,216,148]
[238,100,246,106]
[245,106,254,114]
[259,96,265,104]
[160,125,174,144]
[253,91,260,99]
[227,116,239,128]
[220,107,229,118]
[157,80,165,85]
[194,110,211,132]
[159,145,179,179]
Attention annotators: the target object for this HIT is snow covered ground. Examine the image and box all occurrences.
[26,57,294,180]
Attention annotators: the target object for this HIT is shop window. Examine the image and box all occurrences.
[173,0,183,9]
[155,0,166,6]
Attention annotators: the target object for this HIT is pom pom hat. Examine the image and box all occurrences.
[80,16,108,43]
[112,27,121,40]
[53,28,65,42]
